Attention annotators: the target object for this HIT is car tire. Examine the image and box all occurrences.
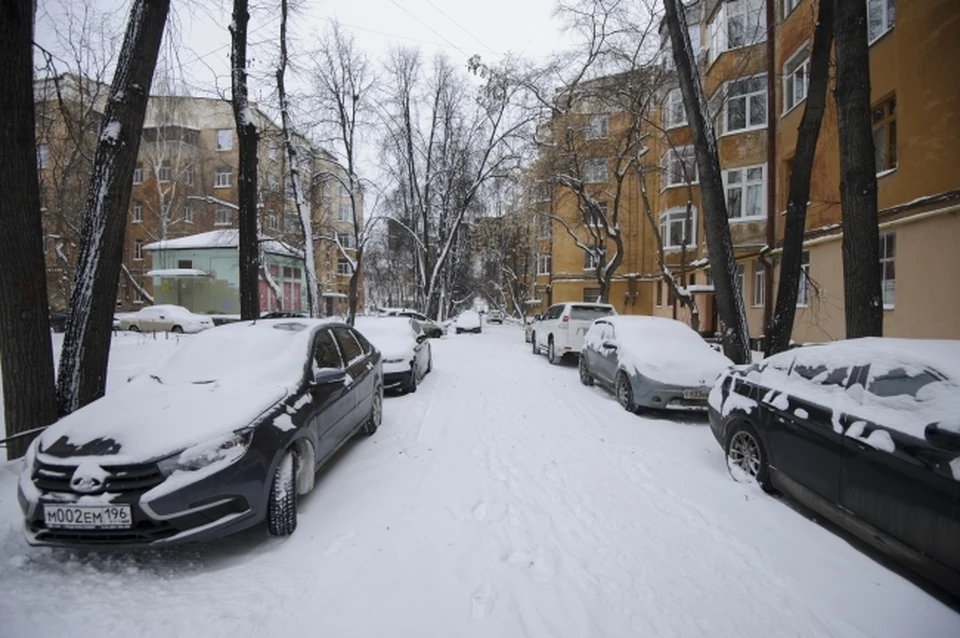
[407,365,418,393]
[456,328,463,334]
[129,325,140,333]
[267,450,298,536]
[360,385,383,436]
[171,325,183,334]
[547,339,560,365]
[616,372,637,413]
[579,356,594,386]
[725,421,774,493]
[531,333,539,354]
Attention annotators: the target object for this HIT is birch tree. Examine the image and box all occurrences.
[57,0,171,415]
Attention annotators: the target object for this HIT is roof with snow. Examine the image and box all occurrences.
[143,229,302,258]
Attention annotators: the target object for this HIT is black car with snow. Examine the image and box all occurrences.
[708,338,960,596]
[18,318,383,547]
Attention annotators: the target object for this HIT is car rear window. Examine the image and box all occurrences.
[867,367,944,399]
[569,305,615,321]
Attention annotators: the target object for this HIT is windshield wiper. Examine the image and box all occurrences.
[150,374,164,384]
[192,379,217,385]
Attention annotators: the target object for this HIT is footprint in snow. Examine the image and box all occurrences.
[471,581,496,620]
[472,501,488,522]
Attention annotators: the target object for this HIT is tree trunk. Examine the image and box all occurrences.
[663,0,750,364]
[766,0,835,356]
[834,0,882,338]
[230,0,260,320]
[57,0,170,416]
[0,0,59,458]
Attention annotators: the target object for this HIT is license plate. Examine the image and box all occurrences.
[44,504,132,530]
[683,388,709,400]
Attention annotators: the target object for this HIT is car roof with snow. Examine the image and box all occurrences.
[771,337,960,381]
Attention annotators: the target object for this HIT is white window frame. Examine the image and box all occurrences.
[157,162,172,184]
[215,208,232,226]
[583,247,600,271]
[867,0,895,45]
[337,231,355,249]
[584,158,608,184]
[215,168,231,189]
[880,231,895,309]
[132,165,143,185]
[215,128,233,151]
[784,0,801,17]
[184,203,194,224]
[132,201,142,224]
[537,252,552,275]
[659,207,697,251]
[663,88,687,129]
[337,258,352,276]
[783,45,810,114]
[753,261,765,307]
[133,239,143,261]
[663,145,698,188]
[37,144,49,169]
[337,204,353,222]
[184,164,195,186]
[723,164,765,220]
[584,114,609,140]
[797,250,810,307]
[537,215,551,239]
[708,0,765,63]
[723,75,767,133]
[268,213,278,231]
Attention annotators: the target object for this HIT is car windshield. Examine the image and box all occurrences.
[147,321,313,387]
[569,305,615,320]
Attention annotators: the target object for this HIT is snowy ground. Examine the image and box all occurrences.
[1,325,958,637]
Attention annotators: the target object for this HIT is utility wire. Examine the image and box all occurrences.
[423,0,498,56]
[387,0,471,58]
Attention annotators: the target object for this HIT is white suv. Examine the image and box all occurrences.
[530,302,617,364]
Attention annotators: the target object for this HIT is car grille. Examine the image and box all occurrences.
[33,460,165,494]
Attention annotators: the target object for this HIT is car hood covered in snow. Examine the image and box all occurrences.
[355,317,417,361]
[38,378,287,463]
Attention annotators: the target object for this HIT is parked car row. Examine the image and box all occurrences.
[528,301,960,598]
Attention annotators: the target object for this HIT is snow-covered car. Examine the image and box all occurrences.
[455,310,482,334]
[355,316,431,394]
[18,318,383,547]
[531,302,616,363]
[709,338,960,597]
[117,304,214,334]
[488,309,505,324]
[579,316,732,412]
[379,308,444,338]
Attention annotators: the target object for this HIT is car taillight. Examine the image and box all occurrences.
[561,315,569,323]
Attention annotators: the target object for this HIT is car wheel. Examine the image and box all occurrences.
[407,364,418,393]
[725,422,774,492]
[531,333,539,354]
[171,325,183,334]
[456,328,463,334]
[129,325,140,333]
[579,356,594,386]
[360,385,383,436]
[547,339,560,365]
[267,450,298,536]
[616,372,636,413]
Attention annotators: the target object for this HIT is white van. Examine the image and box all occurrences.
[530,302,617,364]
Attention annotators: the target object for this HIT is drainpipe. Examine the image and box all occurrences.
[761,0,777,347]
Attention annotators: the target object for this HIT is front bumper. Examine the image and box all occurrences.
[383,369,413,391]
[631,379,712,412]
[18,451,268,548]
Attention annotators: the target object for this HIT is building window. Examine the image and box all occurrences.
[797,250,810,306]
[268,213,278,230]
[868,0,895,44]
[37,144,49,169]
[583,247,600,270]
[215,208,232,226]
[656,281,663,307]
[158,161,172,183]
[587,201,608,228]
[132,200,142,224]
[880,231,895,308]
[284,215,298,232]
[177,259,193,269]
[784,0,800,17]
[268,143,280,161]
[184,203,194,223]
[584,158,608,184]
[872,95,897,173]
[161,201,171,219]
[735,264,745,300]
[582,287,601,303]
[39,188,47,212]
[216,128,233,151]
[133,282,144,304]
[337,259,352,276]
[337,204,352,222]
[753,261,765,307]
[724,165,765,219]
[537,214,551,239]
[725,76,767,133]
[664,88,687,129]
[337,231,354,248]
[663,26,700,70]
[184,164,195,186]
[537,252,552,275]
[215,167,232,188]
[584,115,609,140]
[132,163,143,185]
[659,208,696,250]
[339,184,351,197]
[708,0,765,63]
[133,239,143,261]
[664,145,697,187]
[783,46,809,113]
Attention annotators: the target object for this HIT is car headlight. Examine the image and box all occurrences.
[157,428,253,477]
[24,437,40,474]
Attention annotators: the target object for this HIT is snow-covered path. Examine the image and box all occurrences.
[1,325,958,637]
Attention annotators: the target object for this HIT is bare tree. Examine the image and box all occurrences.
[765,0,834,356]
[834,0,882,338]
[229,0,260,320]
[57,0,171,416]
[662,0,750,364]
[0,0,59,457]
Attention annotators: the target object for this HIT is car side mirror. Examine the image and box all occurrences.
[416,334,427,343]
[311,367,346,387]
[602,340,618,350]
[925,423,960,452]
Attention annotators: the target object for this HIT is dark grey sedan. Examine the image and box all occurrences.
[18,318,383,547]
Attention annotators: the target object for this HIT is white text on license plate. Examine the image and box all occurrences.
[44,504,132,529]
[683,389,709,400]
